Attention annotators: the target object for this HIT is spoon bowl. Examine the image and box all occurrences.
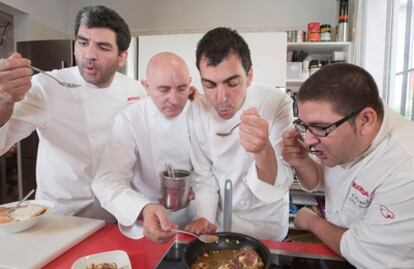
[216,122,241,137]
[173,229,219,244]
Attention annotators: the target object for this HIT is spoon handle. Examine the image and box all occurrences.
[171,228,197,238]
[30,66,61,84]
[8,189,35,213]
[223,179,232,232]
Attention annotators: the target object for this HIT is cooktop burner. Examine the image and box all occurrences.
[155,241,356,269]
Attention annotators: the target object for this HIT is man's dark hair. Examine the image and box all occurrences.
[297,63,384,121]
[196,27,252,74]
[74,5,131,53]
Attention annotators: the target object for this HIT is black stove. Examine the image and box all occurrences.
[155,241,356,269]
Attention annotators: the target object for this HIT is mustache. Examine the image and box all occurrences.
[216,101,231,110]
[82,59,97,68]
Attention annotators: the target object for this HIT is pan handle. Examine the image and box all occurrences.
[223,179,232,232]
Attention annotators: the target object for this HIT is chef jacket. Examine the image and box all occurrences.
[0,66,146,221]
[303,105,414,268]
[92,96,194,239]
[188,85,294,240]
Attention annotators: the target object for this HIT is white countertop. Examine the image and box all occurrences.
[0,214,105,269]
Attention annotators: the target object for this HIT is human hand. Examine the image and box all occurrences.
[184,217,217,235]
[142,203,178,243]
[188,86,199,101]
[0,53,32,105]
[239,107,270,154]
[293,207,320,231]
[281,128,311,168]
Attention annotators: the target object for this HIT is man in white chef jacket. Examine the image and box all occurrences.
[0,6,146,221]
[281,63,414,268]
[92,52,195,241]
[184,27,294,240]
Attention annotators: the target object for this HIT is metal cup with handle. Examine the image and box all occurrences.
[160,167,191,211]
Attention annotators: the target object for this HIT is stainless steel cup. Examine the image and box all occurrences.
[160,169,191,211]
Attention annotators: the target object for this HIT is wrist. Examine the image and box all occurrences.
[0,94,15,107]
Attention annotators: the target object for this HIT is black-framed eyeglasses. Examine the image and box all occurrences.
[293,109,363,137]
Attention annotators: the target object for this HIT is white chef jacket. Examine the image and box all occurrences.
[306,106,414,268]
[92,96,194,239]
[188,85,294,240]
[0,66,146,221]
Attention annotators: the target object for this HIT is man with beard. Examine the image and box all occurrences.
[281,63,414,268]
[93,52,195,242]
[0,6,146,221]
[184,27,294,240]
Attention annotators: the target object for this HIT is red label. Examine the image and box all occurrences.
[380,205,395,219]
[351,182,370,198]
[127,96,141,102]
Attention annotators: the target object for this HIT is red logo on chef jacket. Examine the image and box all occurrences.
[380,205,395,219]
[351,182,370,198]
[127,96,141,102]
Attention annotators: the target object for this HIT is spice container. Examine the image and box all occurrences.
[309,60,326,76]
[320,24,331,41]
[307,22,320,42]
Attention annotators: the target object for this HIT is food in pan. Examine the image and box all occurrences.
[191,246,264,269]
[86,263,118,269]
[0,204,48,223]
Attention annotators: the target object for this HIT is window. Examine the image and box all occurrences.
[388,0,414,120]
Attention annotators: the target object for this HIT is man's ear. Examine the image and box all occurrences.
[246,67,253,87]
[141,80,150,93]
[357,107,377,136]
[118,50,128,68]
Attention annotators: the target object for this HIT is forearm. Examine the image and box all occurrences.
[309,217,346,255]
[254,140,277,185]
[293,158,322,190]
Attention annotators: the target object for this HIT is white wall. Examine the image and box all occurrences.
[0,0,338,41]
[0,0,69,34]
[360,0,388,96]
[67,0,338,35]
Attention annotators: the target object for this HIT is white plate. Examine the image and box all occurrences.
[71,250,131,269]
[0,199,54,234]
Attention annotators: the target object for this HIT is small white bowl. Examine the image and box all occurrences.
[71,250,131,269]
[0,199,54,234]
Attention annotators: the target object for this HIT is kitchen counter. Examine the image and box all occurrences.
[44,223,343,269]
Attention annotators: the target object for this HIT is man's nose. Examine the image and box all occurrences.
[217,85,228,102]
[83,44,98,60]
[303,130,320,146]
[168,90,178,104]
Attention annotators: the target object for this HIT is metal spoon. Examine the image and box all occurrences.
[297,134,319,154]
[7,189,35,213]
[30,65,81,88]
[172,229,219,244]
[216,122,241,137]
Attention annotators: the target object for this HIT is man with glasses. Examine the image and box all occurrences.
[281,63,414,268]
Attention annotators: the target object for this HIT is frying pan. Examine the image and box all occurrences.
[182,232,271,269]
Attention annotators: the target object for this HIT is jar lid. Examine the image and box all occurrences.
[320,24,331,28]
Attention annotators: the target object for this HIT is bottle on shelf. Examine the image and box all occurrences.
[337,0,349,42]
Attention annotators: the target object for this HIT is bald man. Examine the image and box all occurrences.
[92,52,194,242]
